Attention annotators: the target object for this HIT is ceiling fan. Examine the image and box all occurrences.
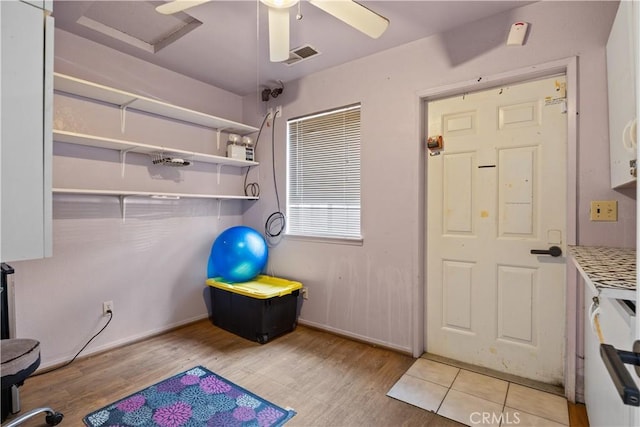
[156,0,390,62]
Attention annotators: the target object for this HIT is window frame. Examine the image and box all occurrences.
[285,103,363,244]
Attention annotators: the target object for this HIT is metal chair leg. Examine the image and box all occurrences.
[2,407,63,427]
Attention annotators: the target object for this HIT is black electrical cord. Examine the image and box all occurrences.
[30,310,114,377]
[265,112,286,239]
[243,112,270,197]
[266,211,286,239]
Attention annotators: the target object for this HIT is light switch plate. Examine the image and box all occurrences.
[590,200,618,221]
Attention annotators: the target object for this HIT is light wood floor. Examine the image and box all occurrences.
[10,320,588,426]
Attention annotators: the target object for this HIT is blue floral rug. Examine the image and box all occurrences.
[83,366,296,427]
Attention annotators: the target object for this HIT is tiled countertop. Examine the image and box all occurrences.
[568,245,636,300]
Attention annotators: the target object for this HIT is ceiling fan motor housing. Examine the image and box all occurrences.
[260,0,299,9]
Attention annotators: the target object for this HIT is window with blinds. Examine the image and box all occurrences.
[286,104,361,240]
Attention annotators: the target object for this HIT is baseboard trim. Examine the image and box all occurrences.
[38,315,414,373]
[37,314,210,372]
[297,318,412,355]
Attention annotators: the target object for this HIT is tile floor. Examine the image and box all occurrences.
[387,358,570,427]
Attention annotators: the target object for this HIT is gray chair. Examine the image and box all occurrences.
[1,338,63,426]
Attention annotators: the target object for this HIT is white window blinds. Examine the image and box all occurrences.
[286,104,361,239]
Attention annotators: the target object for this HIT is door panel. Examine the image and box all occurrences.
[443,260,474,331]
[426,75,567,384]
[497,265,536,344]
[498,101,540,129]
[443,153,475,234]
[498,146,536,236]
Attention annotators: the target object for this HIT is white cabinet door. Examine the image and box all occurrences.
[583,286,637,426]
[608,0,637,188]
[20,0,52,13]
[0,0,53,261]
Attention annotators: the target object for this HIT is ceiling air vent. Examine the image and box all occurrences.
[284,45,320,66]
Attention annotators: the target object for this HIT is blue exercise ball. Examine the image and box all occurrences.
[207,226,268,283]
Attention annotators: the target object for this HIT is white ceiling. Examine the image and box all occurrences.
[52,1,534,96]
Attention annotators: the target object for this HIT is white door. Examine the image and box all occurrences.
[426,75,567,384]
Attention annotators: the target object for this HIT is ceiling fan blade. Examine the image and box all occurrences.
[267,7,290,62]
[155,0,210,15]
[309,0,389,39]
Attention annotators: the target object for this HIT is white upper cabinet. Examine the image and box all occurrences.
[607,0,638,188]
[0,0,53,262]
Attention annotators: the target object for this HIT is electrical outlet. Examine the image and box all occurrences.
[103,300,114,315]
[268,107,273,118]
[301,288,308,300]
[590,200,618,221]
[276,105,282,117]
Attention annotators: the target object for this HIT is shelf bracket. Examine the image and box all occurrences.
[217,199,222,220]
[119,195,127,222]
[119,148,136,178]
[119,99,137,133]
[217,164,223,185]
[216,128,231,151]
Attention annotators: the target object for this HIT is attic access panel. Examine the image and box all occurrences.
[76,1,202,53]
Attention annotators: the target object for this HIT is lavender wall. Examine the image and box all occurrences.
[11,29,251,368]
[242,0,633,359]
[11,1,634,379]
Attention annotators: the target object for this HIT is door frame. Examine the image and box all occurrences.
[413,57,578,401]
